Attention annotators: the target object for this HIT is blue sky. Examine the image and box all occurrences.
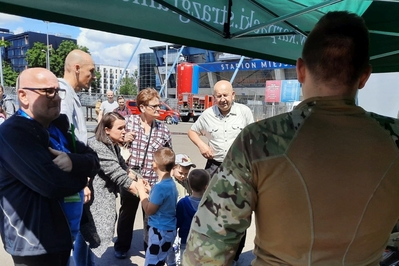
[0,12,168,70]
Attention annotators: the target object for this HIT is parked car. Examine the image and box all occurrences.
[126,100,180,124]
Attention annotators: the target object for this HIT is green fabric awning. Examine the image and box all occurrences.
[0,0,398,73]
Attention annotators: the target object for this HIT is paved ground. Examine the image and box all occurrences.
[0,121,256,265]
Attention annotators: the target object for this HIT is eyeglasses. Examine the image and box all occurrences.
[22,87,66,100]
[146,104,161,109]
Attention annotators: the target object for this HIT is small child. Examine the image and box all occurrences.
[167,154,197,266]
[172,154,197,199]
[177,169,210,265]
[136,147,178,266]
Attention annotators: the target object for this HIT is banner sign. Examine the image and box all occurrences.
[198,59,295,73]
[280,80,301,102]
[265,80,282,103]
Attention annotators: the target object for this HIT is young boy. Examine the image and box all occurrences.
[177,169,210,265]
[136,147,178,266]
[167,154,197,266]
[172,154,196,199]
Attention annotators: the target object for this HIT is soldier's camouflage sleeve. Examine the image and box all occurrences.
[183,125,255,266]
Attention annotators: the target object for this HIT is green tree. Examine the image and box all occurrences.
[119,69,138,96]
[0,39,11,49]
[25,40,90,77]
[25,42,49,69]
[91,71,102,93]
[1,39,18,86]
[2,61,18,86]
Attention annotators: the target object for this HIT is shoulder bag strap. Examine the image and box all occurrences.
[139,120,154,170]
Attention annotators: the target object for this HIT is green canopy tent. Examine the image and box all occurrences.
[0,0,398,73]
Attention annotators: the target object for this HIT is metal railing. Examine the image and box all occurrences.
[3,88,296,122]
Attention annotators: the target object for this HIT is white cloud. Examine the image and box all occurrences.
[13,27,24,34]
[0,13,22,26]
[77,28,105,52]
[76,27,168,69]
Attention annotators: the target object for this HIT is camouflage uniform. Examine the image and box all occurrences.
[184,96,399,265]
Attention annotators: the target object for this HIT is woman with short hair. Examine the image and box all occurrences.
[114,88,173,259]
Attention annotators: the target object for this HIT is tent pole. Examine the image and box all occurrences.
[230,56,245,84]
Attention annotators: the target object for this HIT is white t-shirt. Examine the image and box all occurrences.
[100,100,118,115]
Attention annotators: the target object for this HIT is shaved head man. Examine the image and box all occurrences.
[64,49,96,92]
[0,67,99,266]
[59,49,96,144]
[59,50,96,265]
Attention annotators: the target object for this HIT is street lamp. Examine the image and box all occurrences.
[0,43,4,86]
[164,44,169,98]
[44,21,50,70]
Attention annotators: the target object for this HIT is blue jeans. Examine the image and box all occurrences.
[72,232,95,266]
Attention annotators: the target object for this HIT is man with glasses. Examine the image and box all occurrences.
[114,95,132,117]
[98,90,118,122]
[0,68,99,266]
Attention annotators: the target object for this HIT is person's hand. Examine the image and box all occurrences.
[128,169,138,181]
[142,179,151,193]
[124,131,136,143]
[128,181,139,195]
[49,147,72,172]
[199,143,213,160]
[136,179,150,193]
[83,186,91,203]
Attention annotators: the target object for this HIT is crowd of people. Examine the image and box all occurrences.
[1,11,399,266]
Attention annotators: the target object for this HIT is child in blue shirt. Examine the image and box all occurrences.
[178,169,210,265]
[137,147,178,266]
